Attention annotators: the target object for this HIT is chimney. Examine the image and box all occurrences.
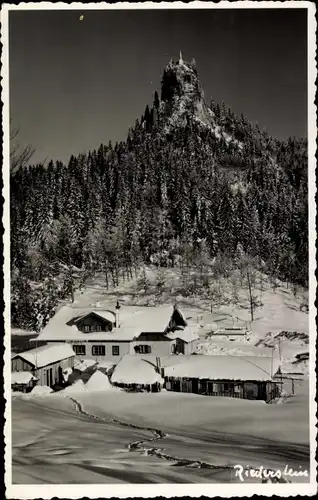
[115,300,121,328]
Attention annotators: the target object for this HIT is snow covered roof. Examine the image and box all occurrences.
[111,355,163,385]
[121,305,173,331]
[12,343,75,369]
[38,305,117,334]
[167,326,199,343]
[35,306,76,334]
[163,355,277,382]
[11,371,37,384]
[35,304,179,342]
[214,328,248,336]
[93,310,116,322]
[278,363,304,376]
[34,304,195,343]
[72,310,116,325]
[34,326,139,342]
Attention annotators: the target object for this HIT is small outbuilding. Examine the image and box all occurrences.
[11,371,38,393]
[11,343,75,388]
[111,354,163,392]
[209,327,251,341]
[274,364,306,395]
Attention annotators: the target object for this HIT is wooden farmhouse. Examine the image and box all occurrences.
[32,304,199,362]
[11,344,75,388]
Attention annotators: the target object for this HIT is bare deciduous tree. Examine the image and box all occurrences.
[206,283,221,314]
[10,122,35,173]
[246,268,255,322]
[237,254,260,323]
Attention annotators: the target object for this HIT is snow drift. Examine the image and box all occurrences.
[30,385,53,395]
[111,355,164,386]
[60,379,86,395]
[85,370,115,392]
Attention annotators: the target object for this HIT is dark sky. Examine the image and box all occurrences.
[10,8,307,165]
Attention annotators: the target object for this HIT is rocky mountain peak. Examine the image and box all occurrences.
[160,54,213,133]
[161,54,202,103]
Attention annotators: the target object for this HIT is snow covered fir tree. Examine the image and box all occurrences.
[10,54,308,331]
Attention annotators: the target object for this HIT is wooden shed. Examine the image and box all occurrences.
[11,371,38,393]
[11,343,75,388]
[162,355,281,402]
[165,377,279,401]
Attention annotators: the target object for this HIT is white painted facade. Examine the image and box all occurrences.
[33,305,199,362]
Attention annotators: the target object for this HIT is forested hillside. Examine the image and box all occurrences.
[10,56,308,331]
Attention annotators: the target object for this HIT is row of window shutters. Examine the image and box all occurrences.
[73,344,153,356]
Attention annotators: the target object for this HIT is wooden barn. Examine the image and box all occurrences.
[161,355,281,402]
[11,343,75,388]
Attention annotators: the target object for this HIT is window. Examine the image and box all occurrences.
[45,368,53,388]
[95,325,102,332]
[73,344,86,356]
[83,325,90,333]
[112,345,120,356]
[92,345,106,356]
[136,345,151,354]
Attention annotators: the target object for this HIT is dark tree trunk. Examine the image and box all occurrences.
[247,270,254,322]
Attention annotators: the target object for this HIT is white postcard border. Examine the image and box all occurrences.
[1,2,317,498]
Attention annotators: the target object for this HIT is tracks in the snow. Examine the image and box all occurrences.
[68,396,228,470]
[68,396,290,481]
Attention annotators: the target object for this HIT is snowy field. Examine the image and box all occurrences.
[12,380,309,484]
